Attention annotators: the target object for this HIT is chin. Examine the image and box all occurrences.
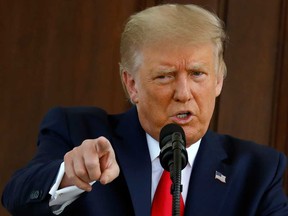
[184,127,205,144]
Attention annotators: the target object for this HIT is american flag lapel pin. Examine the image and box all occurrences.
[215,171,226,183]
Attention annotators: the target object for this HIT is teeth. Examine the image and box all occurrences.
[177,113,188,118]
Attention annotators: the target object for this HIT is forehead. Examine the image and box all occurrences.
[140,42,217,70]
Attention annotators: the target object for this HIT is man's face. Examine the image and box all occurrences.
[123,42,223,146]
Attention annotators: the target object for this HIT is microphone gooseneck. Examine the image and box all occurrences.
[159,123,188,216]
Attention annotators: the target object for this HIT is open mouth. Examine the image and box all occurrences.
[176,112,191,119]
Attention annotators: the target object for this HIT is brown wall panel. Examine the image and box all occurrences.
[271,0,288,155]
[217,0,282,145]
[0,0,287,215]
[0,1,139,215]
[159,0,218,9]
[270,0,288,192]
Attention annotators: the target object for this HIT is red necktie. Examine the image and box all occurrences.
[151,170,184,216]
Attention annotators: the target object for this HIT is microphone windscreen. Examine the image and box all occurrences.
[159,123,185,148]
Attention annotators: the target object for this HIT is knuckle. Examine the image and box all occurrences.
[64,151,72,161]
[85,159,100,170]
[85,160,101,180]
[65,147,79,159]
[81,141,88,148]
[74,168,87,179]
[85,159,99,170]
[82,139,90,145]
[81,139,93,149]
[97,136,105,141]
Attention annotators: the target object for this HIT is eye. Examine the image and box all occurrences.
[191,71,204,77]
[154,73,174,83]
[188,70,207,81]
[157,75,173,79]
[156,75,166,79]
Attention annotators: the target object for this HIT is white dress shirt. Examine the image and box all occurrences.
[49,134,201,214]
[146,134,201,203]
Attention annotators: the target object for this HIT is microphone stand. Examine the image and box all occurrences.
[170,132,184,216]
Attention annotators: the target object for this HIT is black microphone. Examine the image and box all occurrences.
[159,123,188,216]
[159,123,188,172]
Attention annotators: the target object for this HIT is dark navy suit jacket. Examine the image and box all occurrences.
[2,106,288,215]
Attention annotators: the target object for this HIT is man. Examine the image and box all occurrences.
[2,4,288,216]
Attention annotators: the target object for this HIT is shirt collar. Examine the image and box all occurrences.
[146,133,201,167]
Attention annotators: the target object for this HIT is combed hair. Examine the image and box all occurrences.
[120,4,227,78]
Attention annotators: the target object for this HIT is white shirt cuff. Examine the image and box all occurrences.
[49,162,96,215]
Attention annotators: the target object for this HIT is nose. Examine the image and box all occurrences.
[173,76,192,102]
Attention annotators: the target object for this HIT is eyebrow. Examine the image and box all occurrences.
[156,66,176,73]
[186,62,209,70]
[156,62,209,73]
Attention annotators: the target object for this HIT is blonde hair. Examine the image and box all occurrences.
[120,4,227,77]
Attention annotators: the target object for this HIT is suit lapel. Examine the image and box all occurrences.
[104,107,232,216]
[185,130,231,216]
[112,107,152,216]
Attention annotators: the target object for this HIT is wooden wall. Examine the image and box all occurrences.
[0,0,287,215]
[217,0,288,192]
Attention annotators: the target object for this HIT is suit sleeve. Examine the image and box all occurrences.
[1,107,74,216]
[257,152,288,216]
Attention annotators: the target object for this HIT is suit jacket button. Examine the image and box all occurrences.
[30,190,40,200]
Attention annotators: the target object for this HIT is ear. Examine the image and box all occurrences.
[215,60,225,97]
[122,71,139,103]
[215,74,224,97]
